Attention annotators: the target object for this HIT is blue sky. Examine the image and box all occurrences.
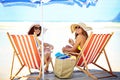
[0,0,120,22]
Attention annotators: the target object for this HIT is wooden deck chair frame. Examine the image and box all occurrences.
[7,32,44,80]
[75,32,117,80]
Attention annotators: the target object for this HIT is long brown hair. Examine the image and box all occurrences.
[28,24,41,36]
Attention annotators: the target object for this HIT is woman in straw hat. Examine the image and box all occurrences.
[62,23,92,56]
[28,24,54,73]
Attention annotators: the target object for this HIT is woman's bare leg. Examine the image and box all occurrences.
[44,53,51,72]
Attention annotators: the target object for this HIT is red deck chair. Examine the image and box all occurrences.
[76,32,117,80]
[7,32,42,80]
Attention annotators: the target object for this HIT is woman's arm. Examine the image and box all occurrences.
[44,43,54,50]
[62,35,81,52]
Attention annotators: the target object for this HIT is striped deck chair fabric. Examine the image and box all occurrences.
[7,32,42,80]
[76,32,117,80]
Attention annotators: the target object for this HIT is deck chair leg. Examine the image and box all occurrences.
[37,65,42,80]
[10,52,15,79]
[10,65,24,80]
[104,50,115,76]
[10,51,25,80]
[76,66,98,80]
[103,50,111,70]
[50,58,54,70]
[93,50,117,77]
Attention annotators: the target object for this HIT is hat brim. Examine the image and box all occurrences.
[70,23,92,33]
[70,24,79,33]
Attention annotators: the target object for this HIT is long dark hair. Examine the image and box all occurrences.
[28,24,41,36]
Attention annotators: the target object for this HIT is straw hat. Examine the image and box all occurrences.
[70,23,92,33]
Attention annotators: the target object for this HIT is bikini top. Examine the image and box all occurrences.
[77,46,82,51]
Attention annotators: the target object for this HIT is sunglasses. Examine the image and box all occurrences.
[75,26,81,29]
[34,27,41,30]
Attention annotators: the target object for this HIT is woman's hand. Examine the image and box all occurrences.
[69,38,74,46]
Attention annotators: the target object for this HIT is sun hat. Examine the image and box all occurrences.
[70,23,92,33]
